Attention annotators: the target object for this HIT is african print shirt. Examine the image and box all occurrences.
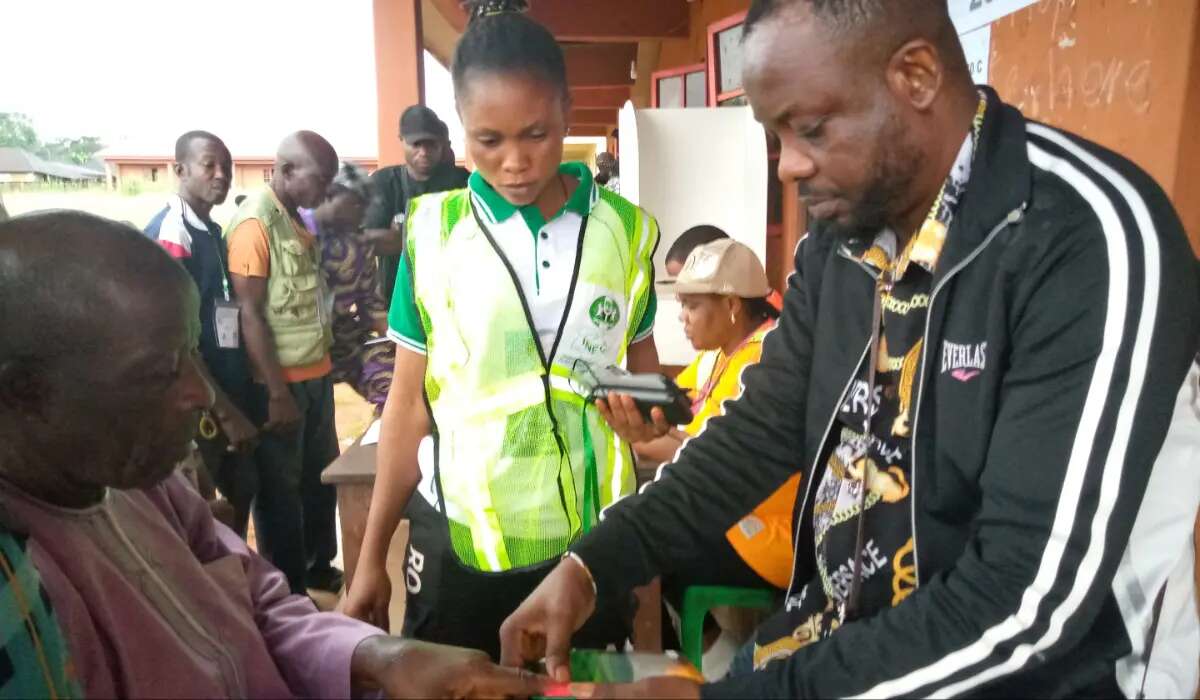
[0,524,79,698]
[752,95,987,670]
[300,210,396,410]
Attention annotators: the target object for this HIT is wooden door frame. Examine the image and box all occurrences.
[707,10,748,106]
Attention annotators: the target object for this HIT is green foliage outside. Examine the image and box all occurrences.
[0,113,104,165]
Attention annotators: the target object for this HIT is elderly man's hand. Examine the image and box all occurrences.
[351,636,547,699]
[595,393,671,444]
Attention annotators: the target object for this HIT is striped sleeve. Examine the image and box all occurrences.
[702,125,1200,699]
[153,203,193,259]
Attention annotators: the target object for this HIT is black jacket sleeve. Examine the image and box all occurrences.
[571,234,824,604]
[363,168,400,230]
[702,195,1200,697]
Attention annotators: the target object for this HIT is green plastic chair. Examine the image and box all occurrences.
[679,585,777,672]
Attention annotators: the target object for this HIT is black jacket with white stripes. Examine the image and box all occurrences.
[571,87,1200,697]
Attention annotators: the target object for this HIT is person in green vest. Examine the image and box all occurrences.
[340,0,664,658]
[226,131,342,596]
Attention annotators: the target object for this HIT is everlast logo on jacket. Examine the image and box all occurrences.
[569,87,1200,698]
[941,340,987,381]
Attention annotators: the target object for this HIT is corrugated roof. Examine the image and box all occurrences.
[0,148,39,173]
[0,147,105,180]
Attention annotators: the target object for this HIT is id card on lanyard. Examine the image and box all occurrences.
[210,231,241,349]
[214,298,240,349]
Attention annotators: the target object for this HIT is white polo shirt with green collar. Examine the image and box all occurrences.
[386,161,660,572]
[388,162,656,354]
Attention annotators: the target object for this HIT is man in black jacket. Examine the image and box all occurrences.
[500,1,1200,697]
[362,105,470,301]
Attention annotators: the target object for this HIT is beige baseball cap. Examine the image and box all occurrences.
[660,238,772,298]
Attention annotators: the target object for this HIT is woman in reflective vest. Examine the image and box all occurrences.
[341,0,664,657]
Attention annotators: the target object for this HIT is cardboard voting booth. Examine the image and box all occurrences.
[617,102,769,367]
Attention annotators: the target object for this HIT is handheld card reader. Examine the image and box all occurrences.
[584,365,694,426]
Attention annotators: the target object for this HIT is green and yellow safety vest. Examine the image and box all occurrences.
[407,187,659,572]
[225,190,331,368]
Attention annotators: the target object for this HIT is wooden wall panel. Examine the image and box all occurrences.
[657,0,750,71]
[990,0,1200,254]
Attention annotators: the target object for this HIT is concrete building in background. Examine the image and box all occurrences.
[99,137,377,192]
[0,147,105,188]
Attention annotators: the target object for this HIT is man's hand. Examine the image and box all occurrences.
[215,404,259,452]
[596,393,672,444]
[351,636,547,699]
[339,561,392,629]
[265,390,301,433]
[565,677,702,700]
[499,556,598,682]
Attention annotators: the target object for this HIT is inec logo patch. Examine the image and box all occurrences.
[588,295,621,329]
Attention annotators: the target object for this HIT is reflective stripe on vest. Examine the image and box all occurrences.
[409,187,656,571]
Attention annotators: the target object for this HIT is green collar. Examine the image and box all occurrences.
[469,161,597,234]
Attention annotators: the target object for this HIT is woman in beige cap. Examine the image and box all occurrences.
[642,238,779,457]
[638,237,800,591]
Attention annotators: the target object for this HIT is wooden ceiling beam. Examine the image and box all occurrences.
[425,0,468,32]
[424,0,689,41]
[564,43,637,87]
[529,1,689,41]
[570,108,619,124]
[566,125,613,138]
[420,0,460,67]
[569,86,632,108]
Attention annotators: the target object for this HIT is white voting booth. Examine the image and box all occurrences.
[617,102,769,367]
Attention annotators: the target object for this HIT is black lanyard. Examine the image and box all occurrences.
[841,93,988,622]
[845,268,893,622]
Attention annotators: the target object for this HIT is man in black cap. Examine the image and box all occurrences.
[363,105,470,301]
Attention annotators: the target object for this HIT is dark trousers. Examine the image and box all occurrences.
[402,496,631,660]
[249,376,340,594]
[195,438,259,538]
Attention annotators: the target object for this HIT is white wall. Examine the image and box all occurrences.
[618,103,768,365]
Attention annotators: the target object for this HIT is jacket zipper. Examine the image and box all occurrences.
[784,338,873,600]
[783,251,879,600]
[907,205,1025,585]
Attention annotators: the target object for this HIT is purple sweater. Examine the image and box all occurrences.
[0,472,382,698]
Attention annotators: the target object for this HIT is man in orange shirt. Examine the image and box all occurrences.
[226,131,341,594]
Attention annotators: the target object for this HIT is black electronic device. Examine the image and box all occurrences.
[585,365,694,426]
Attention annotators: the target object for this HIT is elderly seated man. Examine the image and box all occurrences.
[0,211,545,699]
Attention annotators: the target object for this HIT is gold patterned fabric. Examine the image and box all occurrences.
[752,94,987,670]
